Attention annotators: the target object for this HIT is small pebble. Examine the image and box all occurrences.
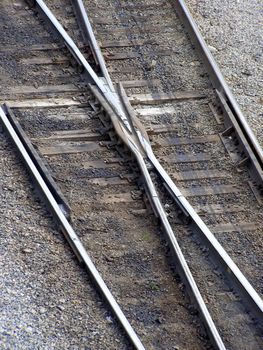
[208,45,218,53]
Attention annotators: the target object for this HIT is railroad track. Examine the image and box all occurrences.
[0,0,262,349]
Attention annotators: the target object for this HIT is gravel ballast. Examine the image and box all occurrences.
[0,1,262,349]
[186,0,263,146]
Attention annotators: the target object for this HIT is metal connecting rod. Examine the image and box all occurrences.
[0,105,146,350]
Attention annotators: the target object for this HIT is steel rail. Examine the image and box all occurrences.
[133,149,227,350]
[142,139,263,323]
[26,0,132,133]
[25,0,263,345]
[172,0,263,182]
[118,89,263,322]
[27,0,102,89]
[91,85,226,350]
[1,104,70,218]
[70,0,115,91]
[0,105,146,350]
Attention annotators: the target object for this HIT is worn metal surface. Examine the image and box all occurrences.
[24,0,263,347]
[172,0,263,185]
[91,85,226,349]
[1,0,261,348]
[1,103,70,218]
[70,0,114,91]
[0,105,146,350]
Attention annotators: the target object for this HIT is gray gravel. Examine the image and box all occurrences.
[0,135,130,349]
[186,0,263,146]
[0,1,262,349]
